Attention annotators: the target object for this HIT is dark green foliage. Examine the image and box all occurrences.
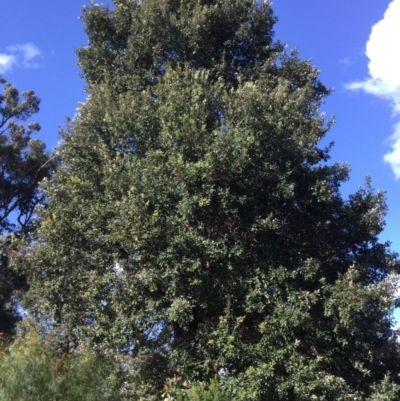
[168,377,226,401]
[77,0,283,92]
[19,1,400,399]
[0,78,53,233]
[0,78,54,335]
[0,235,22,336]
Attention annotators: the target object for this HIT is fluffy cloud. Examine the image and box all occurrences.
[0,53,16,74]
[346,0,400,178]
[0,42,41,74]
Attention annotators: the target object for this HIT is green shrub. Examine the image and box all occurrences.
[165,377,226,401]
[0,329,119,401]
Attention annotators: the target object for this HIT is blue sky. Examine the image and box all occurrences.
[1,0,399,255]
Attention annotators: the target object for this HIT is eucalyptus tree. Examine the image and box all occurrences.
[21,1,400,399]
[0,78,54,334]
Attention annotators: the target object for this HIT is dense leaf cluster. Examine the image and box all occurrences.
[13,1,400,400]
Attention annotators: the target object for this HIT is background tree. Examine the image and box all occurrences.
[0,78,54,334]
[20,1,400,399]
[0,325,120,401]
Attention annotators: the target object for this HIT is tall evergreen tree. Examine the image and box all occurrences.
[0,78,54,334]
[20,1,400,399]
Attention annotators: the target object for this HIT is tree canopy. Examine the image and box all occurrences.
[17,1,400,400]
[0,78,53,233]
[0,78,54,335]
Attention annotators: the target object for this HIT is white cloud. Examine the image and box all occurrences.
[0,53,16,74]
[338,57,353,66]
[345,0,400,178]
[383,122,400,178]
[7,43,41,68]
[0,42,41,74]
